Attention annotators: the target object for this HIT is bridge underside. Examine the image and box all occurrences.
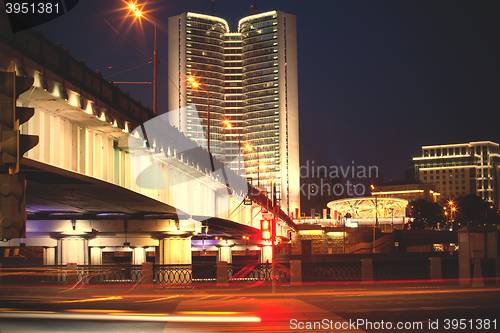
[22,158,258,238]
[22,158,179,217]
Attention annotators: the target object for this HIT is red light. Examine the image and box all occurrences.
[260,219,271,240]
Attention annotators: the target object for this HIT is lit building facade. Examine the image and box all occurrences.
[371,181,439,203]
[167,13,228,158]
[412,141,500,204]
[168,11,300,214]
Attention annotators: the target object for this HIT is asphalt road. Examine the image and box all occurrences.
[0,281,499,332]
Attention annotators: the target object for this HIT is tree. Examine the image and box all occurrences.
[408,199,446,230]
[454,194,500,227]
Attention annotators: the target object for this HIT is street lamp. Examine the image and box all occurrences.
[223,120,242,176]
[370,185,378,253]
[245,144,264,187]
[447,200,456,230]
[187,76,212,156]
[127,2,158,115]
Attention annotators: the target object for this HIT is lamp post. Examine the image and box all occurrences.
[245,144,263,187]
[390,208,394,230]
[371,185,378,253]
[187,77,211,154]
[447,200,456,230]
[128,2,158,115]
[224,120,242,176]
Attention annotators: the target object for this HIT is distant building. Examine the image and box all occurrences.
[168,11,300,214]
[371,181,439,203]
[412,141,500,204]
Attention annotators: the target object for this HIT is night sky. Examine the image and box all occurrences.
[14,0,500,182]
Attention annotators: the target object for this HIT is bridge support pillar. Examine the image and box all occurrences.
[43,247,56,265]
[132,247,147,265]
[157,236,193,265]
[55,236,91,265]
[90,247,103,265]
[216,243,234,264]
[154,235,194,284]
[153,219,200,265]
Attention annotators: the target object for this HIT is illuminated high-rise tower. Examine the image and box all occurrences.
[168,10,299,214]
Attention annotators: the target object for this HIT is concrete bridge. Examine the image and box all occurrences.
[0,16,296,267]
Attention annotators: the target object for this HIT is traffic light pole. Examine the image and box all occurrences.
[0,71,39,239]
[271,183,277,294]
[272,211,276,294]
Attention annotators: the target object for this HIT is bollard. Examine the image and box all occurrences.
[141,262,154,285]
[217,261,228,286]
[430,257,442,280]
[361,259,373,282]
[290,260,302,285]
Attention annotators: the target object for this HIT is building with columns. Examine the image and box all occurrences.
[167,10,300,215]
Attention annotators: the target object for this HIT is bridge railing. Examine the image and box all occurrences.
[302,261,362,282]
[77,265,142,284]
[153,263,217,284]
[0,265,67,285]
[228,262,290,283]
[373,259,430,281]
[0,257,465,286]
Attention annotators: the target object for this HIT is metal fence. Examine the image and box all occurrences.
[229,262,290,283]
[154,263,218,284]
[0,265,67,285]
[374,259,430,281]
[302,261,362,282]
[77,265,142,284]
[0,258,464,286]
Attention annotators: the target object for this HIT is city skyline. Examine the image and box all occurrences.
[21,0,500,181]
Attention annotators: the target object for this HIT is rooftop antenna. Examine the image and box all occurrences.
[211,0,214,16]
[251,0,257,15]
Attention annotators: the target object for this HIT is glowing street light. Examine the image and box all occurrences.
[223,120,244,176]
[126,1,158,115]
[245,144,264,187]
[187,76,213,166]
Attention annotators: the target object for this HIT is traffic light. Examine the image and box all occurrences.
[261,218,271,240]
[0,71,39,174]
[0,173,26,239]
[0,71,37,240]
